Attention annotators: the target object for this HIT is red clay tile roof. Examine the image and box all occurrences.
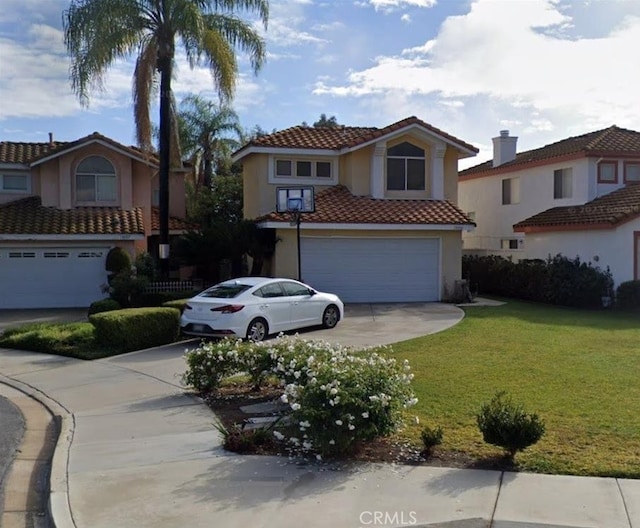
[0,196,145,235]
[514,184,640,232]
[0,132,156,165]
[151,207,193,232]
[461,125,640,177]
[258,185,474,226]
[234,116,478,157]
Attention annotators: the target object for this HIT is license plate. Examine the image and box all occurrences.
[192,324,205,333]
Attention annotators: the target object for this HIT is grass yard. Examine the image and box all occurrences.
[392,300,640,477]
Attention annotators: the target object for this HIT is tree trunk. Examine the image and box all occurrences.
[158,53,172,280]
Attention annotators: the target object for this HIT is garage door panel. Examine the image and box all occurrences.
[300,238,439,303]
[0,248,108,309]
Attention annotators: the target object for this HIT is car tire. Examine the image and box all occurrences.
[322,305,340,329]
[246,318,268,342]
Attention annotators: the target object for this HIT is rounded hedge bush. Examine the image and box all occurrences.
[88,298,121,316]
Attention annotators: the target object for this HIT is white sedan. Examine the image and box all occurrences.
[180,277,344,341]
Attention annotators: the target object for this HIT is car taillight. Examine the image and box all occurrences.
[211,304,244,314]
[184,304,193,310]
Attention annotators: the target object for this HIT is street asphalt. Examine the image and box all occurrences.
[0,301,638,527]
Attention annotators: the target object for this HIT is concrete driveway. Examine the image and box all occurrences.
[0,303,464,347]
[296,302,464,347]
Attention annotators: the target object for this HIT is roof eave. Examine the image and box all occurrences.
[256,221,473,231]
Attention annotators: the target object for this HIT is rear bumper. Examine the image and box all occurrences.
[180,322,239,338]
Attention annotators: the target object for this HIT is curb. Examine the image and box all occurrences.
[0,374,76,528]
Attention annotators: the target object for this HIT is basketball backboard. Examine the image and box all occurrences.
[276,186,315,214]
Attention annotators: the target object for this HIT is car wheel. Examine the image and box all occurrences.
[322,305,340,329]
[246,318,268,342]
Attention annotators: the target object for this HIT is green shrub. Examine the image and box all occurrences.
[162,298,191,313]
[214,421,275,454]
[182,339,245,392]
[136,291,195,307]
[476,391,545,459]
[0,322,95,357]
[463,254,613,308]
[420,425,444,457]
[90,307,180,353]
[108,270,149,307]
[616,281,640,310]
[106,247,131,275]
[182,337,418,458]
[88,298,121,315]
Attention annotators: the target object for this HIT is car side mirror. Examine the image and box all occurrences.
[308,289,316,296]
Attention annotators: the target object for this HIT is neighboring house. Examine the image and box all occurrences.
[232,116,478,303]
[0,132,188,309]
[459,126,640,286]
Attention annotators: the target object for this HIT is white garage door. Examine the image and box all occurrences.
[300,237,440,303]
[0,247,108,309]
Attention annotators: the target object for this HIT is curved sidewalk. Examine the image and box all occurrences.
[0,307,638,527]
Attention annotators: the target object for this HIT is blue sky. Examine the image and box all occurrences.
[2,0,640,168]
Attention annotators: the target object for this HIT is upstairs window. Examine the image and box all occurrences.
[275,159,332,179]
[0,173,29,193]
[76,156,116,203]
[598,161,617,183]
[501,177,520,205]
[386,142,425,191]
[554,168,572,199]
[624,162,640,183]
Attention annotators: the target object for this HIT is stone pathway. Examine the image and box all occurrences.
[239,400,288,431]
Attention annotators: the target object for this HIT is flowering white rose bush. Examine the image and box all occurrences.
[182,336,418,457]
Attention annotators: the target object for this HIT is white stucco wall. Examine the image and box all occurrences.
[524,219,640,287]
[459,157,625,252]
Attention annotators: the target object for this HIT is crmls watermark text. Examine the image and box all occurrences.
[359,511,418,526]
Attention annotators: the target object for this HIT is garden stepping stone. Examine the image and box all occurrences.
[240,400,286,415]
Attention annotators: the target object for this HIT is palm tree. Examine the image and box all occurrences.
[63,0,268,276]
[177,94,242,188]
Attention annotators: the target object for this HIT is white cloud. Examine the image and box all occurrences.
[401,14,412,23]
[315,0,640,137]
[364,0,437,12]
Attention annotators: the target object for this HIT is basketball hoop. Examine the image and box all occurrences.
[276,187,315,281]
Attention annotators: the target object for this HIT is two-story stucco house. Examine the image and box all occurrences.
[459,126,640,286]
[0,132,188,309]
[232,116,478,303]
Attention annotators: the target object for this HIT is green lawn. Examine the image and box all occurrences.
[392,300,640,477]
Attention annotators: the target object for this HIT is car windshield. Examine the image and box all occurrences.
[199,283,251,299]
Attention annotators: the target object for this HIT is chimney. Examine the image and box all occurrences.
[48,132,54,145]
[492,129,517,167]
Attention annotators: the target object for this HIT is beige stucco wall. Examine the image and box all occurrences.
[242,155,271,219]
[271,228,462,300]
[444,148,459,204]
[339,146,372,196]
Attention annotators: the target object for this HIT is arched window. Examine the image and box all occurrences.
[76,156,116,203]
[386,142,425,191]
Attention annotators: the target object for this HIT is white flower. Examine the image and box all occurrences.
[335,420,343,426]
[361,412,369,419]
[316,454,322,461]
[303,441,312,450]
[280,394,289,404]
[329,439,335,445]
[291,403,301,411]
[329,387,338,395]
[299,420,310,428]
[273,431,285,441]
[413,416,420,425]
[348,424,355,431]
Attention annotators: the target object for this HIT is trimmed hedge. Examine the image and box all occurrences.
[135,291,196,307]
[162,298,191,313]
[463,254,614,309]
[616,280,640,310]
[88,298,121,316]
[89,307,180,352]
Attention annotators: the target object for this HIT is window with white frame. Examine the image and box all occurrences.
[386,142,425,191]
[624,162,640,183]
[553,168,573,199]
[0,173,30,193]
[501,177,520,205]
[275,159,332,179]
[76,156,117,203]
